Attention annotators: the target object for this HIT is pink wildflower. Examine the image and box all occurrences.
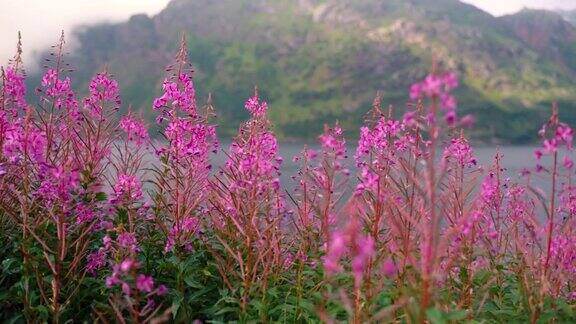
[381,258,397,278]
[443,136,476,167]
[40,68,79,112]
[86,249,107,275]
[564,156,574,169]
[117,232,139,253]
[120,115,148,145]
[136,274,155,293]
[153,73,197,117]
[4,67,27,112]
[244,95,268,117]
[84,72,121,116]
[112,174,143,204]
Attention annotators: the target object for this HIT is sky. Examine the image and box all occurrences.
[463,0,576,16]
[0,0,170,69]
[1,0,576,70]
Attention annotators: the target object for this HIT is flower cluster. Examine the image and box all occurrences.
[226,95,282,197]
[41,68,79,112]
[323,218,375,285]
[318,123,347,166]
[356,116,407,164]
[410,72,459,125]
[443,136,476,167]
[111,174,143,205]
[164,216,200,252]
[2,121,47,163]
[355,115,414,195]
[84,72,121,117]
[162,119,217,162]
[291,124,349,245]
[36,164,80,207]
[86,248,107,275]
[106,259,166,297]
[244,95,268,117]
[3,67,27,112]
[117,232,139,253]
[153,73,197,119]
[120,114,149,145]
[534,122,573,161]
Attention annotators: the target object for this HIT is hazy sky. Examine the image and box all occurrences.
[1,0,576,70]
[0,0,170,69]
[463,0,576,15]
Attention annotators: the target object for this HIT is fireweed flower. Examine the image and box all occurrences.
[244,95,268,117]
[563,155,574,169]
[351,236,375,285]
[86,249,108,275]
[354,115,413,196]
[2,121,47,163]
[421,74,443,97]
[112,174,143,205]
[323,231,347,274]
[136,274,155,293]
[40,68,79,113]
[117,232,139,253]
[556,124,573,148]
[560,185,576,215]
[535,115,574,159]
[291,123,349,249]
[84,72,121,117]
[164,216,200,252]
[161,118,217,163]
[75,202,97,224]
[410,72,459,125]
[381,258,397,279]
[151,38,219,253]
[543,139,558,154]
[120,114,149,145]
[318,123,347,165]
[480,174,499,206]
[153,73,197,119]
[443,136,476,167]
[226,94,283,201]
[105,256,167,313]
[323,221,375,285]
[157,285,168,296]
[3,67,27,113]
[355,116,408,165]
[36,164,80,206]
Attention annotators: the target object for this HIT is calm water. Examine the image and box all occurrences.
[136,143,570,196]
[210,143,569,191]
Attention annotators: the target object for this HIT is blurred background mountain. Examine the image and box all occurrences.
[559,9,576,25]
[25,0,576,143]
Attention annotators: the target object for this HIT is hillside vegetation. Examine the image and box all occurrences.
[32,0,576,143]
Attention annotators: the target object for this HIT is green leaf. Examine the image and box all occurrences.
[184,276,203,289]
[446,309,468,321]
[426,308,447,324]
[95,192,108,202]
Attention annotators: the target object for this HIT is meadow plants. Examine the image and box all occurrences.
[0,34,575,323]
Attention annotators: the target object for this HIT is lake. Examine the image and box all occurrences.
[208,143,568,192]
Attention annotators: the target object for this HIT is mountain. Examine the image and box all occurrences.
[501,9,576,75]
[558,9,576,26]
[31,0,576,143]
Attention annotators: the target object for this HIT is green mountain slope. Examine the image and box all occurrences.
[34,0,576,143]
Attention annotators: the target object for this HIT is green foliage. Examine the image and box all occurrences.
[1,215,575,322]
